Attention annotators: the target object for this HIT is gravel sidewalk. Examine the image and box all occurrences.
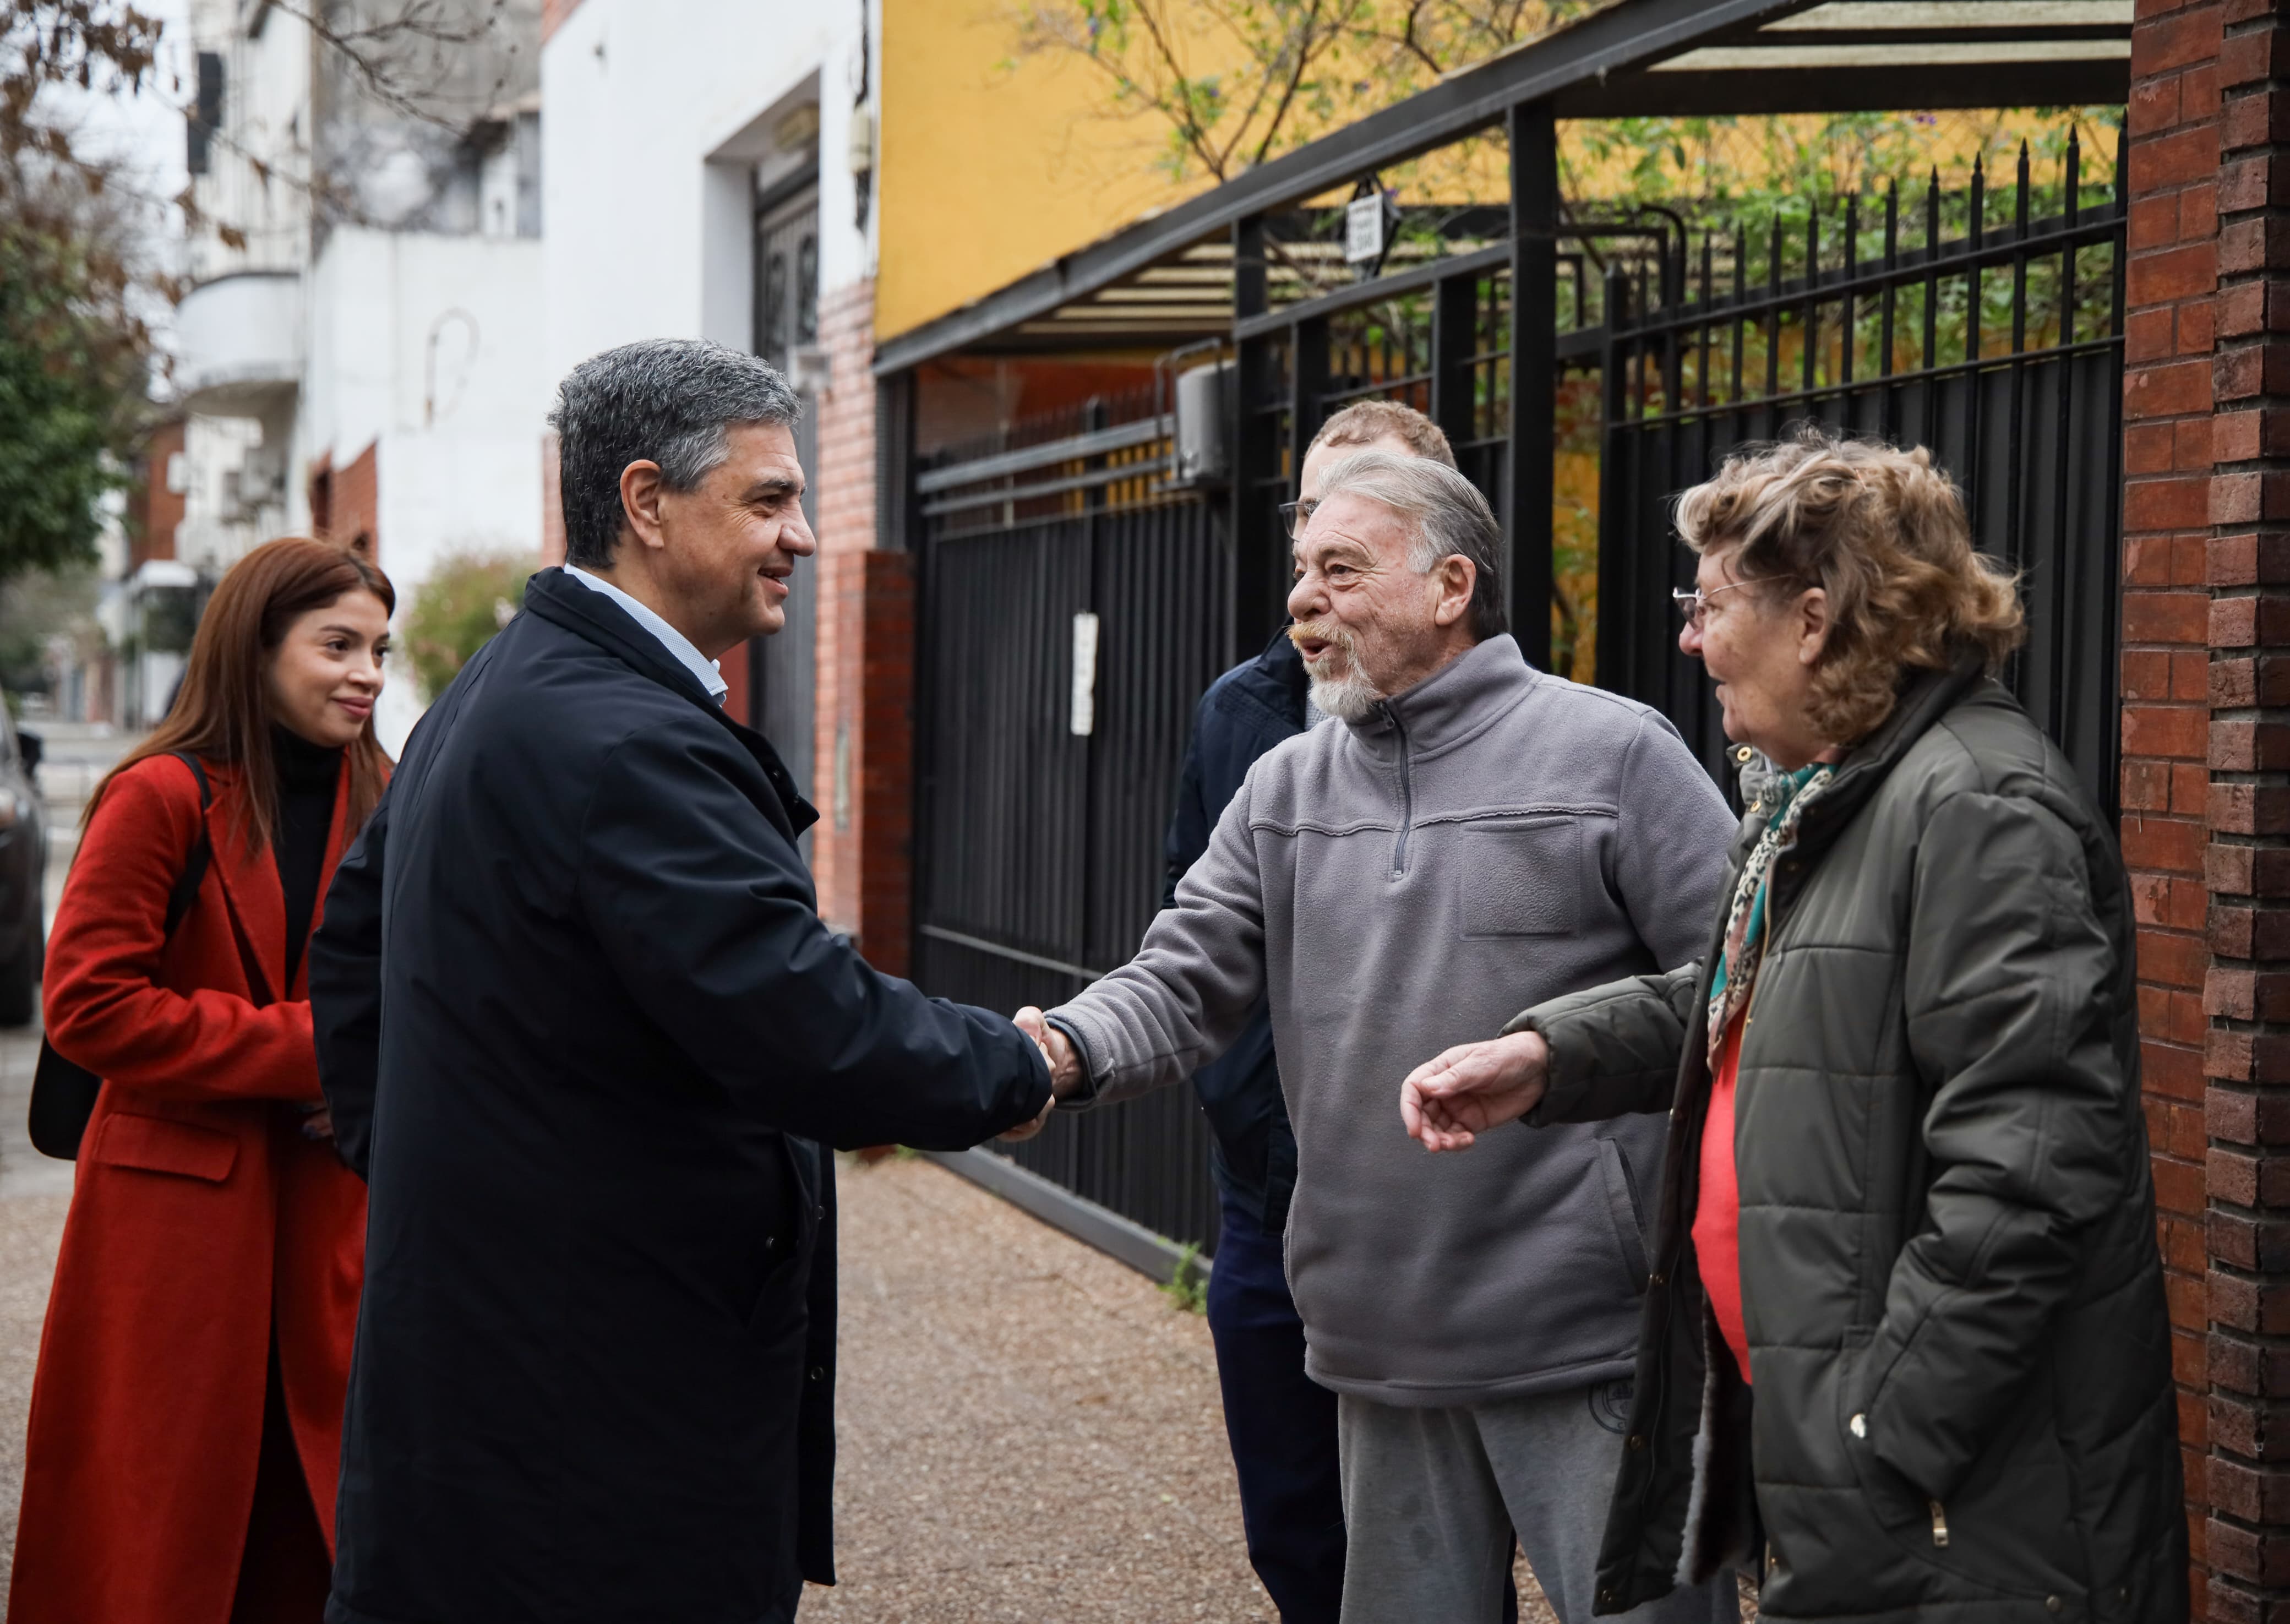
[0,717,1568,1618]
[801,1152,1277,1621]
[0,721,140,1602]
[0,1143,1583,1622]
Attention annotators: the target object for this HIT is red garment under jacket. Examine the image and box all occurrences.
[1694,1015,1752,1385]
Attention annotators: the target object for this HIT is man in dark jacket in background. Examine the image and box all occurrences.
[309,339,1051,1624]
[1162,400,1512,1624]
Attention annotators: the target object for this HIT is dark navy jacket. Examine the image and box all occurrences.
[310,568,1048,1624]
[1163,628,1307,1233]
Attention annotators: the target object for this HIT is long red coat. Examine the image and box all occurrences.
[9,751,369,1624]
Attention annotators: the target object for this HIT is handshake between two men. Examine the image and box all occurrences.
[304,346,1738,1624]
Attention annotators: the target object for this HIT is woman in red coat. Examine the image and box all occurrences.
[11,537,395,1624]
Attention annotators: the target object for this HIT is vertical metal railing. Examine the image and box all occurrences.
[911,400,1229,1253]
[1596,135,2129,815]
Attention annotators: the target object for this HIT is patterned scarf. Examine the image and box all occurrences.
[1705,763,1835,1065]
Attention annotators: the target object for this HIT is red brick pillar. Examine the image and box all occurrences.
[2127,3,2226,1612]
[806,279,916,972]
[2207,8,2290,1618]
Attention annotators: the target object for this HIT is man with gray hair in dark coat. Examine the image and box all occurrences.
[310,339,1053,1624]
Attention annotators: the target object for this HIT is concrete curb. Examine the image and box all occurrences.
[920,1148,1209,1288]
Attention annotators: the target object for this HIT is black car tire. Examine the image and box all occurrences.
[0,929,37,1029]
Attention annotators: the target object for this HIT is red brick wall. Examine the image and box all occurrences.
[719,638,752,729]
[2127,2,2224,1611]
[806,279,914,968]
[2205,7,2290,1617]
[329,440,380,562]
[131,418,186,568]
[816,548,914,973]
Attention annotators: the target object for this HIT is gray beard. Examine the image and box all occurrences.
[1309,664,1385,724]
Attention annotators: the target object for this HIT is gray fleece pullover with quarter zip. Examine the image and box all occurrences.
[1049,634,1736,1407]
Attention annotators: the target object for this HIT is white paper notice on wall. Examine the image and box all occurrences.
[1070,612,1101,737]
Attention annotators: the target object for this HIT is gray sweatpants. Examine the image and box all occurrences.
[1336,1383,1740,1624]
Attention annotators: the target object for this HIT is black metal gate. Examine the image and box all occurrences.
[911,143,2128,1260]
[912,399,1230,1254]
[1598,140,2128,817]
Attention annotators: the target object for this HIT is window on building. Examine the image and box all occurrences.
[187,52,224,176]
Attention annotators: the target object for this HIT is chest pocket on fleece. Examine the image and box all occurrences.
[1458,818,1581,938]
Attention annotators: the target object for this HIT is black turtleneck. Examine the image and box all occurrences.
[272,725,344,988]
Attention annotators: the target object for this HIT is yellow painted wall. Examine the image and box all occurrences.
[876,1,1230,343]
[877,0,2124,345]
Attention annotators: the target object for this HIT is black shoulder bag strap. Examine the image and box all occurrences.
[28,753,213,1160]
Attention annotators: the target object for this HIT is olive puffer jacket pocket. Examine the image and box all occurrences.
[1513,657,2187,1623]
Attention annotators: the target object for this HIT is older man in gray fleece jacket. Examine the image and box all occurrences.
[1020,454,1738,1624]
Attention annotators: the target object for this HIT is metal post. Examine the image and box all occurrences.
[1433,272,1479,454]
[1293,318,1331,476]
[1596,265,1631,694]
[1508,99,1557,669]
[1231,214,1280,666]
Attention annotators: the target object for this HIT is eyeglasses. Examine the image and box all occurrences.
[1672,577,1798,630]
[1278,498,1318,539]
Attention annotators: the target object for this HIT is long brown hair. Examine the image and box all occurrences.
[92,538,396,853]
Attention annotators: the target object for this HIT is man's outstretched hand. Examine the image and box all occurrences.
[1400,1031,1551,1152]
[1000,1007,1082,1142]
[1014,1007,1085,1099]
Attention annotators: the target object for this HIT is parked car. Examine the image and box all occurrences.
[0,707,48,1026]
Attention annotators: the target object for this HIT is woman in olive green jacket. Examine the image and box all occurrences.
[1402,430,2184,1623]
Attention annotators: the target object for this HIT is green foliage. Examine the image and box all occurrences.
[1012,1,1594,183]
[0,5,173,588]
[403,549,535,702]
[1160,1244,1208,1313]
[1562,108,2121,232]
[0,560,99,694]
[0,216,141,580]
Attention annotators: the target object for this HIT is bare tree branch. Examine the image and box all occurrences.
[1246,0,1333,172]
[1127,0,1233,180]
[1011,2,1585,187]
[263,0,514,133]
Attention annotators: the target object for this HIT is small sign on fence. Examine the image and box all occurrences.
[1070,612,1100,737]
[1344,193,1386,266]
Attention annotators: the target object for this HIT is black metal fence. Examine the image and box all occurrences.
[912,401,1229,1254]
[910,143,2129,1260]
[1600,138,2128,817]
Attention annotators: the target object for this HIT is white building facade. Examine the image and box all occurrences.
[168,0,548,750]
[539,0,901,955]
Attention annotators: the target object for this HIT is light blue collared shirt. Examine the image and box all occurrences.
[565,565,728,706]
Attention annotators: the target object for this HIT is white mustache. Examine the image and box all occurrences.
[1289,620,1356,659]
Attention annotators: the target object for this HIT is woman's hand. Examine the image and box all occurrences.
[298,1102,336,1142]
[1400,1031,1550,1152]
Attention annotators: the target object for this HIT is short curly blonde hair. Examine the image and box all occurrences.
[1674,429,2025,746]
